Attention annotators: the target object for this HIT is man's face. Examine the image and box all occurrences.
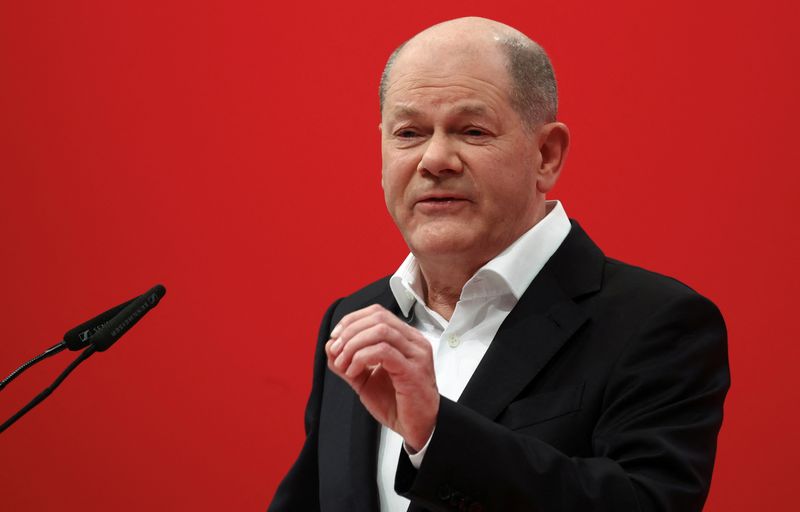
[381,41,544,265]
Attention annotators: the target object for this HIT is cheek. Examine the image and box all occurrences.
[479,167,537,214]
[381,167,398,198]
[380,168,407,221]
[382,155,418,197]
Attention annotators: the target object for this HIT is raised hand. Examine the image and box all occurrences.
[325,304,439,451]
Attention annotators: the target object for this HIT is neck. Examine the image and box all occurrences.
[417,261,479,321]
[413,200,553,320]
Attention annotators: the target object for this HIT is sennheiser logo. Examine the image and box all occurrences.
[110,295,156,338]
[78,321,110,342]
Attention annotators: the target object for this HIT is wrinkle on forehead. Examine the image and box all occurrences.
[383,72,512,114]
[388,101,495,119]
[385,37,512,96]
[389,70,509,91]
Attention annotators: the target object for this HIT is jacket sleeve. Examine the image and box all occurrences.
[267,299,342,512]
[394,294,730,512]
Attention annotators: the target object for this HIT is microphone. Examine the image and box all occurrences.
[1,294,140,391]
[0,284,168,433]
[89,284,166,352]
[62,296,138,350]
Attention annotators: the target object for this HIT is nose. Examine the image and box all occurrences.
[417,132,463,177]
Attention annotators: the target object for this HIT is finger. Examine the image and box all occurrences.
[333,322,425,371]
[333,306,427,356]
[326,344,380,390]
[326,338,354,378]
[328,306,387,355]
[326,338,352,380]
[344,341,409,381]
[330,304,387,339]
[325,337,337,362]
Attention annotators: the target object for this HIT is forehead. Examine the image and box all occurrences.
[383,41,515,118]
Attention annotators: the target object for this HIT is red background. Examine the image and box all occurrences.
[1,1,797,510]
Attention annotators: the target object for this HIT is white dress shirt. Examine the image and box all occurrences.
[377,200,572,512]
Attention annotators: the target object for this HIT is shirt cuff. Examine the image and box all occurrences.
[404,428,435,469]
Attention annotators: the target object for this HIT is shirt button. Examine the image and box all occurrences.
[447,334,460,348]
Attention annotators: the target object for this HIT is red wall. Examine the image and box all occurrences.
[0,1,797,510]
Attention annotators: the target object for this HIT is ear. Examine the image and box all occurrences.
[535,122,570,194]
[379,123,386,190]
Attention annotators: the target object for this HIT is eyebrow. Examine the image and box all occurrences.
[389,103,490,119]
[391,105,422,118]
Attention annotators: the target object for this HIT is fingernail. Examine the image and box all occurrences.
[334,353,344,368]
[331,337,342,353]
[331,323,342,338]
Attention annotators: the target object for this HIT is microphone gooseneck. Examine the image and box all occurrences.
[0,342,66,392]
[0,346,96,434]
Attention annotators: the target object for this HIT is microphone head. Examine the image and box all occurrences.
[63,296,137,350]
[91,284,167,352]
[151,284,167,300]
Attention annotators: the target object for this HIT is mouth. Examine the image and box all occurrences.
[420,197,462,202]
[416,194,469,204]
[414,194,470,212]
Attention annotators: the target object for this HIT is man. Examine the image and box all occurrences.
[269,17,729,512]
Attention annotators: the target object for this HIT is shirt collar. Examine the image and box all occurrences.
[389,253,425,319]
[389,200,572,317]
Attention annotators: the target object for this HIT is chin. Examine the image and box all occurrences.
[407,227,477,258]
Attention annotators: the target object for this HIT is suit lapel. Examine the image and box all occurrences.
[339,287,405,511]
[458,222,604,420]
[346,395,380,510]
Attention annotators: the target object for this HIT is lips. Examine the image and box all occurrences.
[415,193,469,204]
[414,192,471,213]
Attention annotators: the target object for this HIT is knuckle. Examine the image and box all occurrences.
[375,323,391,339]
[351,350,366,366]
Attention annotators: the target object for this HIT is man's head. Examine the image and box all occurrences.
[379,17,570,271]
[379,19,558,128]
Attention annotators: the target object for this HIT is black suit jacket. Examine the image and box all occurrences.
[269,222,730,512]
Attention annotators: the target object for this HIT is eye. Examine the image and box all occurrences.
[395,129,420,139]
[464,127,488,137]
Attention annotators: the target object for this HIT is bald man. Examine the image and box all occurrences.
[269,17,728,512]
